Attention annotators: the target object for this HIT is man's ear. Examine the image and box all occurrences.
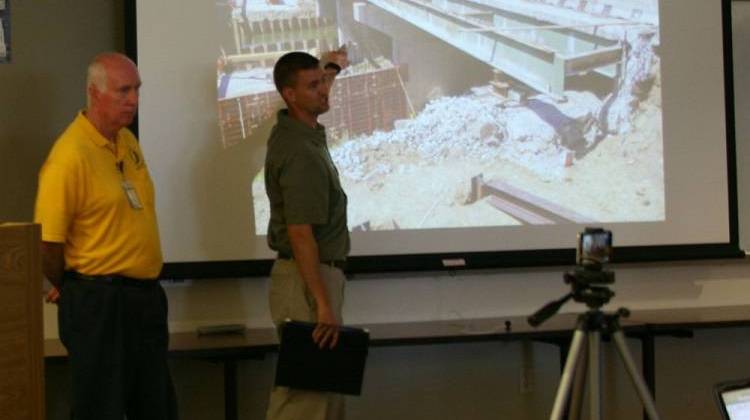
[280,86,295,104]
[88,84,101,105]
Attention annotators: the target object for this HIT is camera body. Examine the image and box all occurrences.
[568,227,615,293]
[576,227,613,269]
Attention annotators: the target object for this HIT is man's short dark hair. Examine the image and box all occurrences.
[273,52,320,94]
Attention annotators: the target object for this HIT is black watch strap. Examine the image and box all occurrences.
[324,62,342,75]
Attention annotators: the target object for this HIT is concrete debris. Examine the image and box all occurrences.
[331,91,600,182]
[602,29,660,136]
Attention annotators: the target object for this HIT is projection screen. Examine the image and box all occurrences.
[131,0,741,277]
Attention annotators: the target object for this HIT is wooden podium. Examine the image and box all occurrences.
[0,223,44,420]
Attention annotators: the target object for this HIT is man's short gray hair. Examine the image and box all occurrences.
[86,54,109,109]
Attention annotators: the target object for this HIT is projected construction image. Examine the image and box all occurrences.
[215,0,663,234]
[0,0,9,63]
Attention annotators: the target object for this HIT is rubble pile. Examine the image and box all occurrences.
[333,92,572,181]
[603,29,660,136]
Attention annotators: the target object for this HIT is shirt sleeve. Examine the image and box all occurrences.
[34,159,79,243]
[279,151,329,225]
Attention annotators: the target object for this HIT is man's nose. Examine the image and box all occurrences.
[126,89,139,105]
[320,79,331,94]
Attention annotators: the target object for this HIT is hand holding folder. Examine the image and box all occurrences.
[275,320,370,396]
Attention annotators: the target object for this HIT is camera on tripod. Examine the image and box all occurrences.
[529,227,662,420]
[528,227,616,327]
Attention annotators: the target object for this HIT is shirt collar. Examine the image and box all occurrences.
[76,111,126,158]
[277,109,327,146]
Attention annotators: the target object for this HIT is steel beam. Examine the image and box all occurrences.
[363,0,623,94]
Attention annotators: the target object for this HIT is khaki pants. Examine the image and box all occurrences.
[266,259,346,420]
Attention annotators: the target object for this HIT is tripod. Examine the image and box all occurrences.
[528,270,662,420]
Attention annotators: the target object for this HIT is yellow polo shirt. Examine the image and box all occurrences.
[34,111,163,279]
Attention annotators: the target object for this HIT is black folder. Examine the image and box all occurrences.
[274,320,369,395]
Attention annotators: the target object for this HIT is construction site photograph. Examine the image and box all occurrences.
[0,0,9,63]
[215,0,663,234]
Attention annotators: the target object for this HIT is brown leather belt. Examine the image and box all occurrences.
[276,253,347,270]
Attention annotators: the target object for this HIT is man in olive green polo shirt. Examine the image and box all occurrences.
[264,50,350,420]
[34,52,177,420]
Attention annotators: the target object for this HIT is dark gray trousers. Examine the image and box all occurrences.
[59,274,178,420]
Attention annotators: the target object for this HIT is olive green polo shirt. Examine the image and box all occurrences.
[264,110,350,261]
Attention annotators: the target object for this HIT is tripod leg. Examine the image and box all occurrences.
[550,329,586,420]
[588,331,602,420]
[611,331,662,420]
[567,342,588,420]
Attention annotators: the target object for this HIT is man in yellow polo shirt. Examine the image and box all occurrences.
[34,52,177,420]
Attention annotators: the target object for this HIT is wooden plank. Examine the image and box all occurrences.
[0,223,44,420]
[484,179,595,223]
[486,195,555,225]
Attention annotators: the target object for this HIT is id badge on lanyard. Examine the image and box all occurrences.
[121,180,143,209]
[117,161,143,210]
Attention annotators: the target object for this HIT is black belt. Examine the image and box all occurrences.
[277,253,347,270]
[63,271,158,288]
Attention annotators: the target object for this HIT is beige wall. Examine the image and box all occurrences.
[0,0,124,222]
